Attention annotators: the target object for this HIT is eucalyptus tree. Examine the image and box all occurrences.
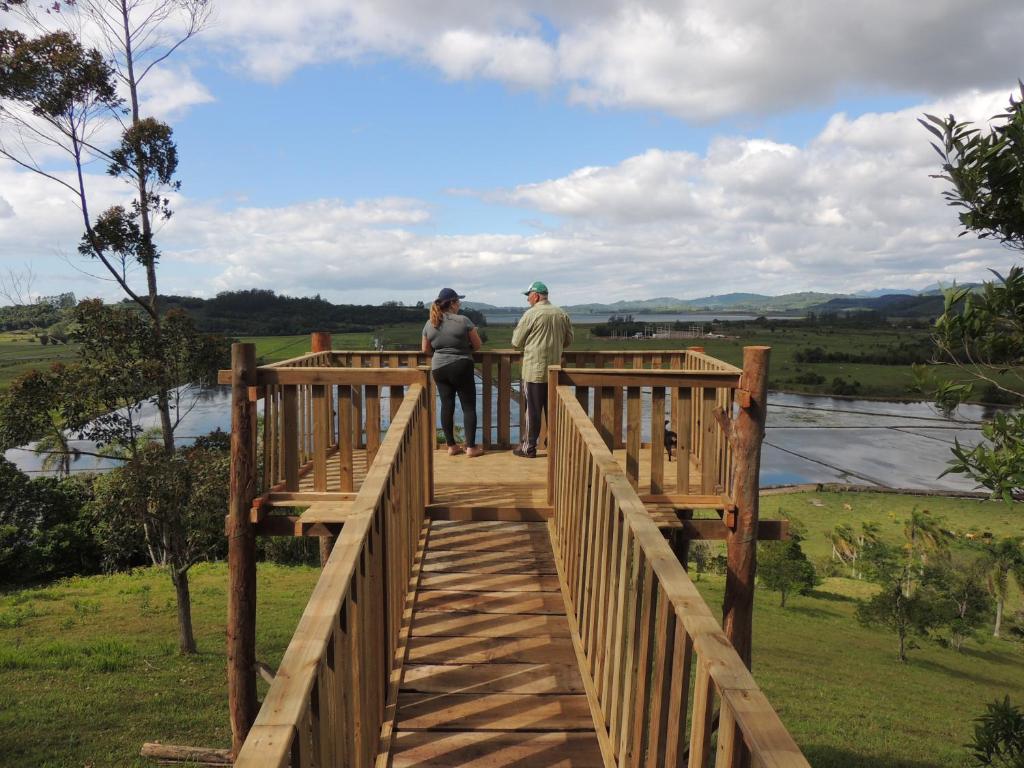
[0,0,215,653]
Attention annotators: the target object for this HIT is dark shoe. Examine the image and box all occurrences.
[512,446,537,459]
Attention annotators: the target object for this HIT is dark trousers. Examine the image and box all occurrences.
[524,380,547,454]
[432,358,477,447]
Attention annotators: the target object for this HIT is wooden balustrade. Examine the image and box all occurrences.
[234,382,432,767]
[549,385,809,768]
[552,367,740,499]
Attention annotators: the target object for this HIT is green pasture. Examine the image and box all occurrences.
[1,489,1022,767]
[0,563,317,767]
[0,331,79,389]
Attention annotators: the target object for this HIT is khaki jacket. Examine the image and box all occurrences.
[511,300,574,383]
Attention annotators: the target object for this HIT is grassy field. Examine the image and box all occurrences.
[1,490,1022,767]
[0,331,80,389]
[0,563,317,767]
[242,323,1008,402]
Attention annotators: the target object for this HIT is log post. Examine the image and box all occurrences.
[722,346,770,670]
[227,343,258,756]
[310,332,334,567]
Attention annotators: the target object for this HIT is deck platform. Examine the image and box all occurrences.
[389,520,604,768]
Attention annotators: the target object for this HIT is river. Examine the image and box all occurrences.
[4,386,991,492]
[485,312,799,325]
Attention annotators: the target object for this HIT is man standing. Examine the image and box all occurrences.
[511,281,573,458]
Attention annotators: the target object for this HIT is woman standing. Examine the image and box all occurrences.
[422,288,483,456]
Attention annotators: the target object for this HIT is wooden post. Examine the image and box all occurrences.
[227,343,258,756]
[310,332,334,567]
[546,365,560,505]
[723,346,770,671]
[420,366,435,503]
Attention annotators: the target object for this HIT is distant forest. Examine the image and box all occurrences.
[155,290,486,335]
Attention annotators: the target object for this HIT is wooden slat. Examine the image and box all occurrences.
[482,356,493,449]
[626,387,641,490]
[415,590,566,614]
[396,692,594,731]
[411,611,572,638]
[282,386,299,491]
[498,355,511,448]
[417,572,561,592]
[406,634,578,664]
[675,387,692,494]
[312,385,328,492]
[366,385,381,464]
[701,387,718,494]
[337,385,354,492]
[401,663,585,694]
[557,369,741,391]
[650,388,665,495]
[390,731,604,767]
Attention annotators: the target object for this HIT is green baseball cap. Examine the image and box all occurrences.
[523,281,549,295]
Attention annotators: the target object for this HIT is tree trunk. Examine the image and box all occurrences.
[994,598,1003,638]
[780,588,787,608]
[897,629,906,663]
[171,567,197,654]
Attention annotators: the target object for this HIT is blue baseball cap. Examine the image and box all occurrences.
[436,287,465,302]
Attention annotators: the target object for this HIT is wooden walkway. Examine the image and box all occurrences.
[389,520,604,767]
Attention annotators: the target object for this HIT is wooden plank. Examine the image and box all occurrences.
[626,387,641,490]
[701,387,718,494]
[411,611,572,638]
[426,506,553,523]
[675,387,692,494]
[422,551,557,574]
[418,572,561,592]
[482,355,493,449]
[557,369,741,391]
[599,386,615,451]
[366,385,381,464]
[612,356,625,448]
[401,663,585,694]
[396,692,594,731]
[425,530,555,552]
[389,731,604,768]
[415,590,566,614]
[650,388,665,495]
[337,385,354,492]
[406,634,578,664]
[282,387,299,491]
[498,355,511,447]
[312,385,328,492]
[220,367,421,387]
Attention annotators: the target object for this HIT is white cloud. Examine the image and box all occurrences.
[205,0,1024,119]
[138,66,216,121]
[0,88,1018,306]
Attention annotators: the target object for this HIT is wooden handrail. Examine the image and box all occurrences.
[234,382,430,767]
[550,385,809,767]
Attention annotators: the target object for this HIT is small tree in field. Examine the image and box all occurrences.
[760,515,817,608]
[856,540,939,662]
[983,537,1024,637]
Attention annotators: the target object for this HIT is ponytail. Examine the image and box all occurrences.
[430,299,455,328]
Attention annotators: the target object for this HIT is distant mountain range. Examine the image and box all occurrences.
[464,284,967,316]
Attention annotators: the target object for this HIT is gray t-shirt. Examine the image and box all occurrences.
[423,313,476,369]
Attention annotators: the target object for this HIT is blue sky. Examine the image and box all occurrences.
[2,1,1023,306]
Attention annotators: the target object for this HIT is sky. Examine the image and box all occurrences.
[1,0,1024,307]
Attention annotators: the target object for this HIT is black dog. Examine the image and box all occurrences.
[664,420,678,461]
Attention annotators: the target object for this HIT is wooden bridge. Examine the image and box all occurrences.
[221,338,810,767]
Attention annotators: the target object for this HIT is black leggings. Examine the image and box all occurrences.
[432,358,477,447]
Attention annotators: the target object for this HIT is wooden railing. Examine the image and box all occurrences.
[551,366,740,499]
[322,349,739,465]
[234,381,432,767]
[549,385,809,767]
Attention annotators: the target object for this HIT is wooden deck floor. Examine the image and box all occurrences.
[388,520,603,767]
